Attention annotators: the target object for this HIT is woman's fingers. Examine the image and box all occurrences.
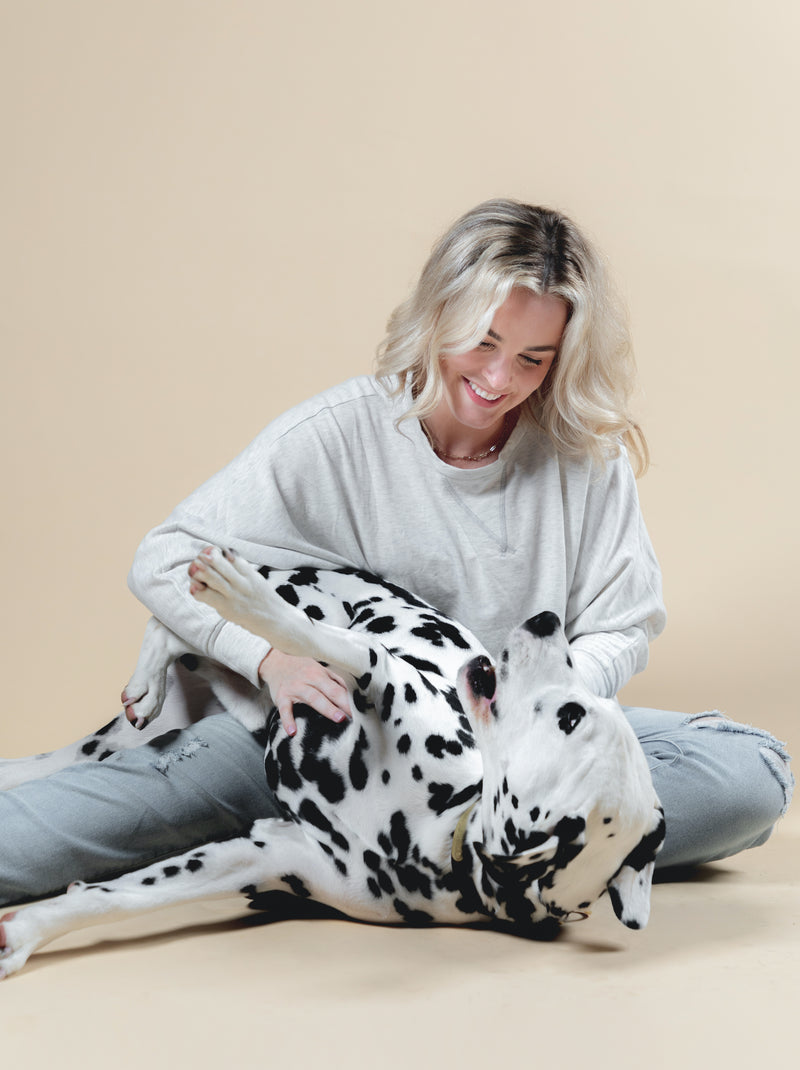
[259,651,352,736]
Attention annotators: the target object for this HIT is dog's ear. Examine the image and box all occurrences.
[606,804,666,930]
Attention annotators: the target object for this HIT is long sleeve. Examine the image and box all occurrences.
[128,379,386,684]
[561,450,665,697]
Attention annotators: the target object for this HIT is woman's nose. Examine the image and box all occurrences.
[482,351,514,391]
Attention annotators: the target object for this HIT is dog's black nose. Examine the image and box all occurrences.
[523,612,561,638]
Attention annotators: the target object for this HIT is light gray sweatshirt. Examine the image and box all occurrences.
[128,376,665,698]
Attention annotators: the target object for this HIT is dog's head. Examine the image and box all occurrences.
[455,612,665,932]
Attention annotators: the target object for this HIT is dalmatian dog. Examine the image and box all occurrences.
[0,549,665,977]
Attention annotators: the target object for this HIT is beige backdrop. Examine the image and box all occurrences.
[1,0,797,757]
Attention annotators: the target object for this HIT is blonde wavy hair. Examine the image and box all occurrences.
[375,199,649,475]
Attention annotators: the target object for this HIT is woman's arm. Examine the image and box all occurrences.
[563,450,666,698]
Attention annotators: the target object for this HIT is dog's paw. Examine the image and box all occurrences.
[188,547,268,628]
[122,672,165,730]
[122,618,183,730]
[0,911,44,978]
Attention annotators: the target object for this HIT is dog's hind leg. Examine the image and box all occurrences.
[122,616,202,729]
[0,620,203,792]
[0,714,136,791]
[0,817,375,978]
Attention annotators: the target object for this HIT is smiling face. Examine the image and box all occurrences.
[426,288,569,457]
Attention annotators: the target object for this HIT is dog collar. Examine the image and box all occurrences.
[450,799,493,918]
[451,799,479,863]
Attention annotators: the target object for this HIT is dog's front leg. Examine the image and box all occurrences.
[189,548,379,680]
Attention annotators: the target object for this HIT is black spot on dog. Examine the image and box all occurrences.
[274,737,303,792]
[427,781,480,817]
[389,811,411,863]
[393,899,434,926]
[163,866,180,878]
[98,749,115,762]
[179,653,199,671]
[282,874,312,898]
[348,727,370,791]
[382,770,390,784]
[95,718,117,736]
[81,739,99,756]
[425,735,463,758]
[299,752,346,803]
[404,683,417,704]
[298,798,349,853]
[417,614,473,650]
[365,616,397,634]
[289,568,320,587]
[442,687,463,713]
[186,858,203,872]
[265,751,280,793]
[304,604,324,621]
[141,876,156,886]
[396,864,432,899]
[456,728,475,749]
[397,734,411,754]
[397,654,446,679]
[380,683,395,722]
[363,850,380,872]
[411,765,423,781]
[276,584,300,606]
[538,816,587,882]
[617,811,666,873]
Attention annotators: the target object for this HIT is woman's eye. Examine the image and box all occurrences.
[521,355,543,367]
[478,340,494,350]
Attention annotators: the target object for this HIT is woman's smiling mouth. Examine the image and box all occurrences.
[466,379,505,403]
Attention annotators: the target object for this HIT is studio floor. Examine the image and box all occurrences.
[1,809,797,1070]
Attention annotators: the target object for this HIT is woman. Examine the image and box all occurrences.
[0,200,792,906]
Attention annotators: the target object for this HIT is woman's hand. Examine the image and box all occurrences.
[258,649,351,737]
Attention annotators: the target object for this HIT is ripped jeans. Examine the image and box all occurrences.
[624,707,793,869]
[0,707,793,905]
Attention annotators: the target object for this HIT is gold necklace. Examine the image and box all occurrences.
[421,415,513,463]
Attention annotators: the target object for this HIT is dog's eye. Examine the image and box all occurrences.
[557,702,586,735]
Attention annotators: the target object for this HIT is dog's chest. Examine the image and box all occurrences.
[258,567,486,859]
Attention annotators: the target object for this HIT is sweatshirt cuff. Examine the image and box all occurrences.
[569,648,611,698]
[569,627,650,699]
[207,620,271,688]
